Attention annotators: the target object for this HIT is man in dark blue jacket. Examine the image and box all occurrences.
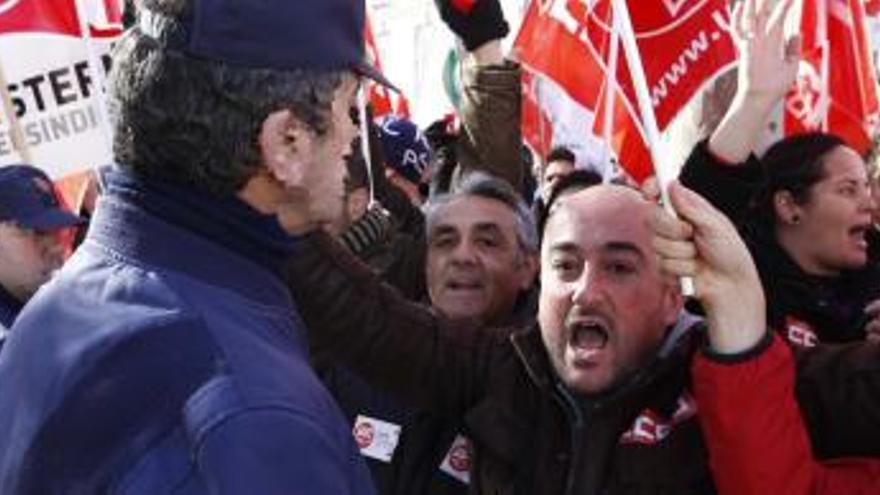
[0,165,82,346]
[0,1,392,493]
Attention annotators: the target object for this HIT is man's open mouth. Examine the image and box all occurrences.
[569,319,609,351]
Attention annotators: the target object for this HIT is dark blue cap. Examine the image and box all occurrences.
[0,165,84,230]
[378,115,433,185]
[139,0,397,90]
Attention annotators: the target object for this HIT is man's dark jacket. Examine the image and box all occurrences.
[286,231,880,495]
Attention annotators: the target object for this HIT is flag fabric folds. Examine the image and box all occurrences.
[785,0,880,154]
[365,16,411,120]
[515,0,738,182]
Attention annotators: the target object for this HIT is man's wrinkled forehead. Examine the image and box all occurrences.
[429,195,517,234]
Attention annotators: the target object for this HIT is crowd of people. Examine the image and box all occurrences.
[2,0,880,493]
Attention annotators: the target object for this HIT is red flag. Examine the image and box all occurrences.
[585,0,737,129]
[514,0,735,183]
[521,71,555,160]
[365,16,411,119]
[0,0,122,38]
[785,0,880,154]
[515,1,611,177]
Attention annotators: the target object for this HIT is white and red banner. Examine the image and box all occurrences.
[0,0,123,178]
[785,0,880,154]
[515,0,736,182]
[365,16,410,120]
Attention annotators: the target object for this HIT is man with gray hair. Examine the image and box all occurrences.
[0,0,391,493]
[424,172,538,326]
[319,172,538,494]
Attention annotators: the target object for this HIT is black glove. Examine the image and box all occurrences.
[434,0,510,51]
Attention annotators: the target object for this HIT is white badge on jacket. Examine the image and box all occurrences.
[353,414,402,463]
[439,434,472,485]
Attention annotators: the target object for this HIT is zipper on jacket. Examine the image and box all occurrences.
[553,381,585,495]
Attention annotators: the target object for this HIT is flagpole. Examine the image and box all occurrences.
[601,7,620,182]
[610,0,694,296]
[536,77,549,168]
[0,60,33,165]
[74,0,114,163]
[817,0,830,131]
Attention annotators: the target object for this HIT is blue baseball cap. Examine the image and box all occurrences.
[139,0,397,90]
[379,115,433,185]
[0,165,84,230]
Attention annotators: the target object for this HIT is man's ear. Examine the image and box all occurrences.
[259,109,315,188]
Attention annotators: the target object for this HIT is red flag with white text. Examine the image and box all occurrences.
[514,0,736,182]
[785,0,880,154]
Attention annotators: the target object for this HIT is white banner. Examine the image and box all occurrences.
[0,0,122,178]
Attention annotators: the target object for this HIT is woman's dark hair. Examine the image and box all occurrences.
[752,132,849,228]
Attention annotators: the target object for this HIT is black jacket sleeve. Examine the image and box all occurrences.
[287,231,507,417]
[678,139,764,225]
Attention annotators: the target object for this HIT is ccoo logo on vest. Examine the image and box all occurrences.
[0,0,123,179]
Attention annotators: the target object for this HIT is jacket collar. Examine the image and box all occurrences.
[86,194,293,309]
[510,323,554,390]
[509,320,698,413]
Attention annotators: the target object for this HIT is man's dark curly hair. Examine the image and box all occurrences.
[109,0,346,196]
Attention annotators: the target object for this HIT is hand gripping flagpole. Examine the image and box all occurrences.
[609,0,695,296]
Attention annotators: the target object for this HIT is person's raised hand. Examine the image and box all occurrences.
[731,0,800,105]
[433,0,509,52]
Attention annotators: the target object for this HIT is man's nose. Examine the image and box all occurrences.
[449,240,478,265]
[571,264,602,306]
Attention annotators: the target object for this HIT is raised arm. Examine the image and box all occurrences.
[679,0,799,222]
[284,230,504,417]
[434,0,524,192]
[708,0,799,162]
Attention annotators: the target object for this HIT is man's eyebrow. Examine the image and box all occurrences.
[547,241,645,257]
[429,224,458,238]
[603,241,645,260]
[547,241,580,254]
